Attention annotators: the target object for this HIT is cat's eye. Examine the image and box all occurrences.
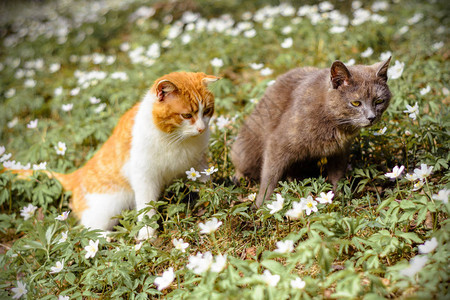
[181,113,193,119]
[351,101,361,107]
[374,99,384,105]
[204,107,213,116]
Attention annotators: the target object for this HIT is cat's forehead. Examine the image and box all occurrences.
[155,72,215,105]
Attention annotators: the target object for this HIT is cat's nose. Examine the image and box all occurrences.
[368,116,376,123]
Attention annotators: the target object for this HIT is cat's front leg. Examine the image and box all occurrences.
[327,150,350,190]
[131,178,161,240]
[255,143,292,208]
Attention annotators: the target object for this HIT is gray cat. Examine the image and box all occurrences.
[231,58,392,208]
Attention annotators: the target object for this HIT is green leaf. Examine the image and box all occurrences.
[260,259,285,274]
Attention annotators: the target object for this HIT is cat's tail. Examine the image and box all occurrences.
[1,168,75,191]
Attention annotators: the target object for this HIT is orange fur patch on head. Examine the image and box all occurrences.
[151,72,219,133]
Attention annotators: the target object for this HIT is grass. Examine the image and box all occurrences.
[0,0,449,299]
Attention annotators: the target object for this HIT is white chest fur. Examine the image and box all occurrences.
[124,92,209,184]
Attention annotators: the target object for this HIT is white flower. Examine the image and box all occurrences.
[120,42,130,52]
[20,204,37,220]
[352,8,371,26]
[372,1,389,12]
[420,85,431,96]
[248,193,256,201]
[55,142,67,156]
[94,103,106,113]
[33,162,47,170]
[199,217,222,234]
[58,231,68,243]
[202,166,218,176]
[135,242,143,251]
[260,67,273,76]
[400,255,428,277]
[302,196,318,215]
[91,53,105,64]
[244,29,256,38]
[387,60,404,79]
[89,96,101,104]
[27,119,38,129]
[432,189,449,204]
[373,126,387,136]
[319,1,334,11]
[50,259,64,274]
[181,33,191,44]
[397,25,409,35]
[432,41,444,51]
[249,63,264,70]
[407,13,423,25]
[1,153,12,162]
[5,88,15,98]
[281,37,293,48]
[8,117,18,128]
[11,281,27,299]
[285,201,304,219]
[329,26,346,34]
[15,69,25,79]
[274,239,294,254]
[105,56,116,65]
[187,251,213,274]
[70,87,80,96]
[346,58,356,66]
[403,102,419,120]
[58,296,70,300]
[210,58,224,68]
[172,238,189,252]
[361,47,374,58]
[385,165,405,179]
[84,240,99,259]
[110,72,128,81]
[379,51,392,61]
[24,79,36,88]
[186,167,201,181]
[154,267,175,291]
[55,211,70,221]
[412,180,424,191]
[281,25,292,35]
[267,80,275,86]
[49,63,61,73]
[405,173,418,182]
[261,270,280,287]
[62,103,73,112]
[418,237,438,254]
[316,191,334,204]
[211,254,227,273]
[215,116,231,130]
[413,163,433,180]
[290,277,306,289]
[267,194,284,214]
[54,87,63,96]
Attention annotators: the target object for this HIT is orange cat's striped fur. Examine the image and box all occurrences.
[11,71,219,240]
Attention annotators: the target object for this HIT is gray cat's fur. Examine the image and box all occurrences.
[232,58,392,207]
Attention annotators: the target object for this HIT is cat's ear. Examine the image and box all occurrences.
[330,61,352,89]
[375,56,391,82]
[156,80,177,101]
[202,75,221,87]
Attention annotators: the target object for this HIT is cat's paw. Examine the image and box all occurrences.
[137,226,157,241]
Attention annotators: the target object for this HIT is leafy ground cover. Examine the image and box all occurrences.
[0,0,449,299]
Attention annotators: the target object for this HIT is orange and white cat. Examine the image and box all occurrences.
[12,72,219,240]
